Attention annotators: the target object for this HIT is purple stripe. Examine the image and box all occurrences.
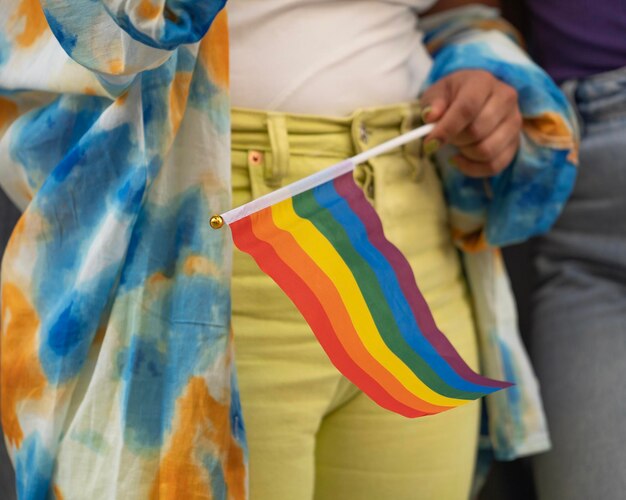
[333,173,510,389]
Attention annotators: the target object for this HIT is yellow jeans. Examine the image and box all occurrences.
[231,104,480,500]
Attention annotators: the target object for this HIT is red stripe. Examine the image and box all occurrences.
[231,213,427,417]
[253,206,448,414]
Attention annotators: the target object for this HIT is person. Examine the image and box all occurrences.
[227,1,577,498]
[0,1,575,499]
[512,1,626,498]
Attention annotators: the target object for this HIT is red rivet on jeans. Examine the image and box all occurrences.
[249,151,263,165]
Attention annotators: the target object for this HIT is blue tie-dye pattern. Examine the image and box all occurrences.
[177,45,200,73]
[0,32,11,67]
[230,375,247,450]
[117,337,169,450]
[189,68,230,135]
[119,189,220,291]
[115,168,148,214]
[10,97,110,192]
[118,329,230,450]
[43,11,78,53]
[203,453,227,500]
[14,435,54,500]
[107,0,226,51]
[487,144,576,244]
[498,338,521,409]
[113,187,231,450]
[28,124,142,382]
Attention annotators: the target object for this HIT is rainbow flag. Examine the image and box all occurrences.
[226,170,510,417]
[215,126,511,417]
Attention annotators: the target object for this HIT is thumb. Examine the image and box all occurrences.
[420,79,451,124]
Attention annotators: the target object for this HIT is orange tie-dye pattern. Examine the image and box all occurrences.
[183,255,219,277]
[53,484,64,500]
[0,97,19,135]
[169,72,193,135]
[137,0,162,20]
[452,228,490,253]
[11,0,48,48]
[108,59,125,75]
[199,10,229,88]
[524,112,577,150]
[149,377,246,500]
[1,282,46,448]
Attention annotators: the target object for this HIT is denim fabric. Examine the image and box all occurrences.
[530,66,626,500]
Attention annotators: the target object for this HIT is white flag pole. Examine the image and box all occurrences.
[210,123,435,228]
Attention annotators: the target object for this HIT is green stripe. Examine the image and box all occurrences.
[292,189,479,400]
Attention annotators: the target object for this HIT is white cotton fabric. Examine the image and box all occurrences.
[228,0,437,116]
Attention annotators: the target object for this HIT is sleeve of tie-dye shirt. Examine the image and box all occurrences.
[0,2,247,499]
[420,5,568,462]
[40,0,226,75]
[421,4,580,250]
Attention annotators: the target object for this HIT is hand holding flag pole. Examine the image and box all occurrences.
[211,124,511,418]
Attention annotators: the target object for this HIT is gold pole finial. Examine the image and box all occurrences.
[210,215,224,229]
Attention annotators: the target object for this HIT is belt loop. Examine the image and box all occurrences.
[560,78,584,136]
[265,113,290,187]
[401,105,426,182]
[350,109,370,154]
[350,111,375,202]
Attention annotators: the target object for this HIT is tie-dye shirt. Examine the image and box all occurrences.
[0,1,246,499]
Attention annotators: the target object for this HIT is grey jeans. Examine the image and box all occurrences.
[530,67,626,500]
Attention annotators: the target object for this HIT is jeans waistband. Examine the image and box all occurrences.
[231,102,426,188]
[561,65,626,126]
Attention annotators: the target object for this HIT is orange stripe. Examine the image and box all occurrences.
[233,214,418,416]
[252,207,447,414]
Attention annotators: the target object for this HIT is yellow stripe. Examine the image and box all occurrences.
[271,198,465,407]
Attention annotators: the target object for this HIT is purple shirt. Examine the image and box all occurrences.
[526,0,626,82]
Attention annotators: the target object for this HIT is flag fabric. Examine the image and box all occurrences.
[229,171,511,417]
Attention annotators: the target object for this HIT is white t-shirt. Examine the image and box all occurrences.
[229,0,438,116]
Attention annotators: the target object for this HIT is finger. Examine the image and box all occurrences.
[454,86,519,147]
[420,80,452,123]
[458,112,523,162]
[453,134,520,178]
[428,81,493,144]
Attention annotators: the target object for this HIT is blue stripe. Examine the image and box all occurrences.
[312,178,497,394]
